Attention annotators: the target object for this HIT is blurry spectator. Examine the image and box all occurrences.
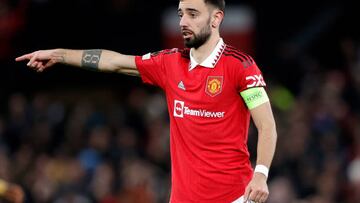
[5,93,29,153]
[90,163,115,202]
[267,176,296,203]
[117,159,157,203]
[0,178,25,203]
[347,156,360,202]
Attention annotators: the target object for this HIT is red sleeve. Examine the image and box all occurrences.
[237,57,266,92]
[135,50,167,89]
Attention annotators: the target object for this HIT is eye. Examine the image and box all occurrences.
[178,12,183,18]
[189,12,197,18]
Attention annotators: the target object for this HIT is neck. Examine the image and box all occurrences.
[191,32,221,64]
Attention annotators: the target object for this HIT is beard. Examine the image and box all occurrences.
[183,23,212,49]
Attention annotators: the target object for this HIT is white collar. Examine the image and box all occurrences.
[189,38,226,71]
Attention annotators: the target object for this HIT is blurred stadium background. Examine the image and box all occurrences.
[1,0,360,202]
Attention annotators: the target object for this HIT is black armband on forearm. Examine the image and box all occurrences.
[81,49,103,70]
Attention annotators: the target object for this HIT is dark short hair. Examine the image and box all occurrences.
[204,0,225,12]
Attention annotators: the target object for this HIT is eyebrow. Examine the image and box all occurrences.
[178,8,200,13]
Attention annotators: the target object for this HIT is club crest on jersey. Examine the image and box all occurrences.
[205,76,223,97]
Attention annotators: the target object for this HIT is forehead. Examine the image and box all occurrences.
[178,0,208,11]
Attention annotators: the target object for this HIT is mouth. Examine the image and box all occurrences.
[182,30,193,39]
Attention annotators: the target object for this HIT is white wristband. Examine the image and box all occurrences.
[254,165,269,178]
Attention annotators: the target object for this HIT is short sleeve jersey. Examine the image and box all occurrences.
[135,39,266,203]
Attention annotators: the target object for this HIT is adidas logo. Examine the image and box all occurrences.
[178,81,186,91]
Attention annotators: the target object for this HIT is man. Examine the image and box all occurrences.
[0,178,25,203]
[16,0,277,202]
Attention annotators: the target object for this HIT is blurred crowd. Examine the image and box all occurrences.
[0,88,171,203]
[1,0,360,203]
[266,37,360,203]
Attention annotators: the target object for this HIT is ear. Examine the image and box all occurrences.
[211,10,224,28]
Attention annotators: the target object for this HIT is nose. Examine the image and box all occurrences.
[179,15,188,27]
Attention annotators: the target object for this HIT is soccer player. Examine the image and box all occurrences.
[15,0,277,202]
[0,179,25,203]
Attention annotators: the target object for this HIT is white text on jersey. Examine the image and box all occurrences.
[174,100,225,118]
[246,75,266,88]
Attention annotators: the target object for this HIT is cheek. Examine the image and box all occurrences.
[195,19,209,30]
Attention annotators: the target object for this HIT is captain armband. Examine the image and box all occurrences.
[240,87,269,110]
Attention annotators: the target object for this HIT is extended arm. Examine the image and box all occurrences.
[244,101,277,203]
[15,49,139,76]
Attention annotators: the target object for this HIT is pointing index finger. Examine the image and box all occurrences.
[15,53,33,62]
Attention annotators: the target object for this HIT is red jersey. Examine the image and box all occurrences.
[135,39,266,203]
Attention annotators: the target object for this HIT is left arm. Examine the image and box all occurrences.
[251,101,277,172]
[244,101,277,203]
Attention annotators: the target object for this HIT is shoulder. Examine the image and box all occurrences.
[152,48,189,57]
[151,48,190,64]
[223,45,256,68]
